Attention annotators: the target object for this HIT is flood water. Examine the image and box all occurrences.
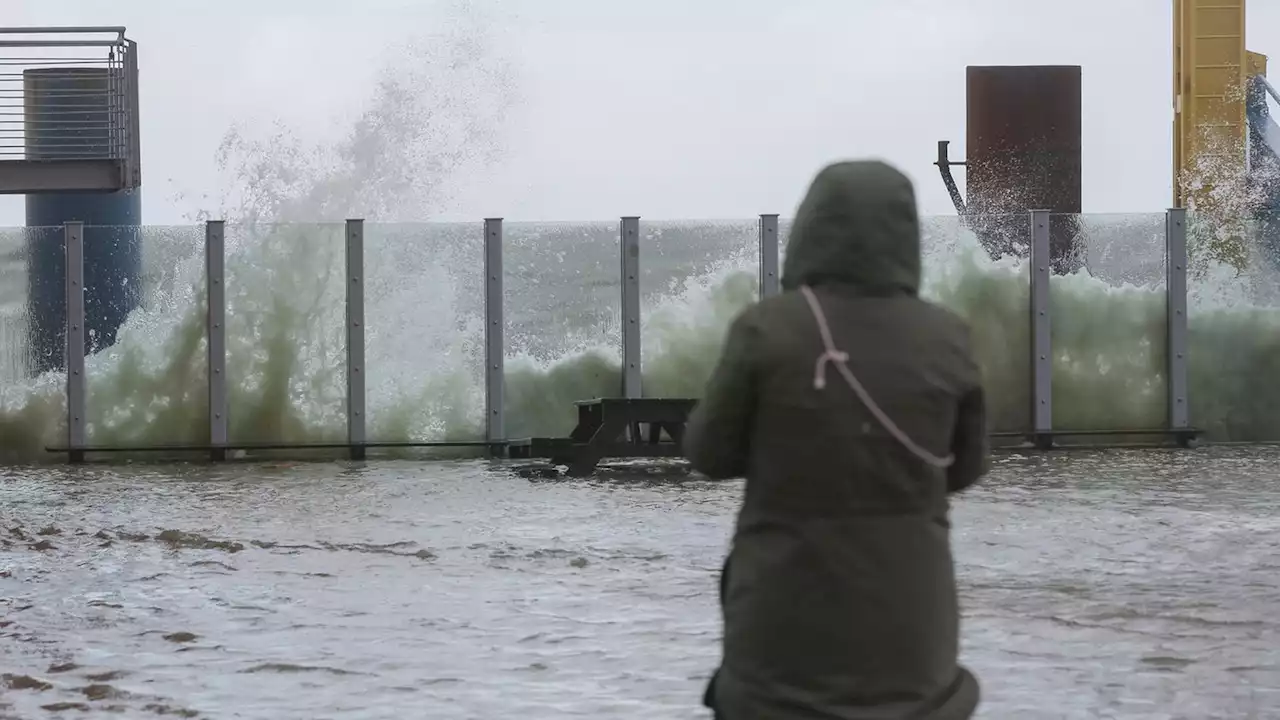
[2,447,1279,719]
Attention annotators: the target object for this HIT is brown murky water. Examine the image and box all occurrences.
[2,448,1279,719]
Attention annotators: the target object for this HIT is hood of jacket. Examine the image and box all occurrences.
[781,160,921,296]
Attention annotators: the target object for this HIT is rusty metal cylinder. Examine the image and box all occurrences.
[966,65,1082,272]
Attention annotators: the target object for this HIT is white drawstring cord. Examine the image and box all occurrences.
[799,285,955,469]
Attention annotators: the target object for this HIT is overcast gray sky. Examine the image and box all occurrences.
[5,0,1280,224]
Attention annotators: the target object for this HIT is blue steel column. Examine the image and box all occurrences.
[24,66,141,375]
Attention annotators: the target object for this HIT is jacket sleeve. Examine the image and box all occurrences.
[685,311,760,479]
[947,383,989,493]
[946,322,989,493]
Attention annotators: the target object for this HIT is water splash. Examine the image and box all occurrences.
[0,4,518,461]
[1177,90,1280,275]
[3,10,1280,461]
[4,211,1280,463]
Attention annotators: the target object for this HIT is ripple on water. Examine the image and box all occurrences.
[1,449,1278,718]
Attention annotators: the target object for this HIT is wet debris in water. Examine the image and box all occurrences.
[7,524,441,563]
[19,664,199,717]
[238,662,368,676]
[156,530,244,553]
[189,560,237,572]
[163,631,198,644]
[79,683,123,700]
[41,702,90,712]
[2,673,52,691]
[142,703,200,717]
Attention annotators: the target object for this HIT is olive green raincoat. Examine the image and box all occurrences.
[687,160,989,719]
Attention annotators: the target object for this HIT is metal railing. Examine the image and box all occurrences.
[34,211,1191,462]
[0,27,140,190]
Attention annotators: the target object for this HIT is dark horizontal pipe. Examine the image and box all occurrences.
[0,26,127,34]
[46,440,509,454]
[0,40,125,47]
[989,428,1200,438]
[47,428,1204,455]
[993,442,1191,452]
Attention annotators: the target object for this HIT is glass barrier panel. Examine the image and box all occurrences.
[223,222,347,446]
[1186,212,1280,441]
[84,224,208,448]
[0,226,63,462]
[641,218,758,399]
[502,220,621,439]
[921,213,1032,435]
[1049,213,1168,436]
[364,222,484,444]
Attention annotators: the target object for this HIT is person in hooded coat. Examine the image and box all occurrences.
[686,160,989,720]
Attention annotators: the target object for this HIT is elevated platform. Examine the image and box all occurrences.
[0,27,141,194]
[0,158,128,192]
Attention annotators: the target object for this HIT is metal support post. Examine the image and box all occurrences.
[206,220,227,461]
[345,219,366,461]
[484,218,505,456]
[64,221,85,463]
[1165,208,1190,445]
[759,213,780,298]
[1029,210,1053,448]
[620,216,642,399]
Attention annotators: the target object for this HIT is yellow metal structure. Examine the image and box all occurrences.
[1172,0,1248,210]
